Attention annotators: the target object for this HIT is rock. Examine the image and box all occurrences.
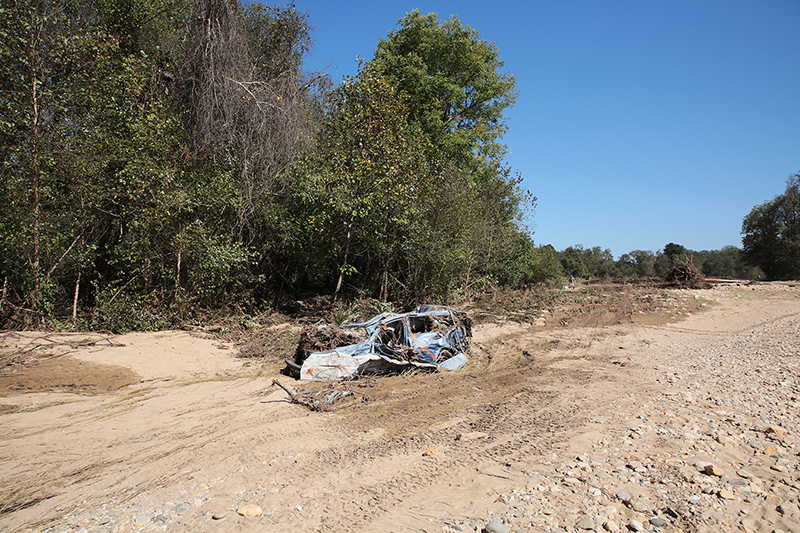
[211,512,227,520]
[766,425,787,438]
[616,490,632,502]
[632,500,650,512]
[457,432,489,441]
[175,503,190,515]
[649,517,668,527]
[237,504,263,517]
[736,468,754,478]
[703,464,724,477]
[422,447,438,456]
[777,502,800,516]
[770,463,789,473]
[763,446,781,456]
[483,518,509,533]
[718,489,735,500]
[135,514,150,525]
[665,506,686,518]
[577,517,595,530]
[604,520,620,532]
[628,519,644,531]
[728,478,749,486]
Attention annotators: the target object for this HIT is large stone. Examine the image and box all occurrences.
[649,517,668,527]
[632,500,650,512]
[766,425,787,438]
[237,504,263,517]
[483,518,509,533]
[628,519,644,532]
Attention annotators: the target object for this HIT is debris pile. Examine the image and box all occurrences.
[271,378,373,411]
[285,305,472,381]
[663,259,710,289]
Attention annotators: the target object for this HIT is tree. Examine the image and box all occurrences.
[654,242,688,276]
[742,173,800,279]
[558,245,616,278]
[615,254,635,278]
[696,246,737,278]
[559,246,589,278]
[0,0,256,326]
[630,250,656,277]
[283,67,432,300]
[370,10,517,167]
[178,0,316,240]
[0,0,69,312]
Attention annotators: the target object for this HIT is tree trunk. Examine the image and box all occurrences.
[333,213,355,303]
[28,6,42,307]
[72,272,80,321]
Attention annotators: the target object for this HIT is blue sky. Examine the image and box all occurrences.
[292,0,799,257]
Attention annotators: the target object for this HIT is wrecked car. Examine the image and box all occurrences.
[285,305,472,381]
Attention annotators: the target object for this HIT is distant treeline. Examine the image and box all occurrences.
[559,171,800,282]
[556,243,763,281]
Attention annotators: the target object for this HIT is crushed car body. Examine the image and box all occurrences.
[286,305,472,381]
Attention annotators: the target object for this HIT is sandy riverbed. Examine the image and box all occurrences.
[0,283,797,533]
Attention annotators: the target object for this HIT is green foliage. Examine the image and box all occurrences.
[91,284,166,333]
[0,0,255,322]
[370,10,517,167]
[179,0,317,241]
[742,173,800,279]
[630,250,656,277]
[558,245,617,279]
[554,243,759,281]
[0,1,558,328]
[283,67,432,298]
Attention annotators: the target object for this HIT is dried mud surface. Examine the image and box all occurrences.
[0,282,797,533]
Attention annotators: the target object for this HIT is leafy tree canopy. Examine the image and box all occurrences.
[742,173,800,280]
[370,10,517,168]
